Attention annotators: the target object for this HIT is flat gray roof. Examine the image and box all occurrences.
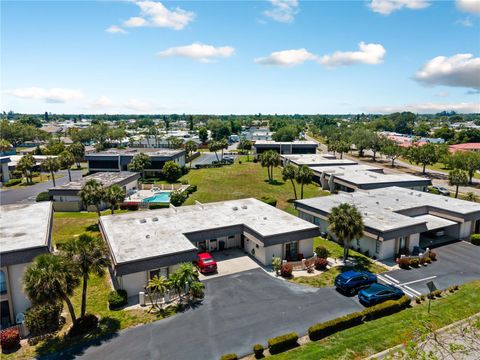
[101,198,319,265]
[413,214,456,231]
[50,171,139,191]
[0,202,52,253]
[282,154,357,167]
[310,164,380,173]
[254,140,317,146]
[87,148,184,157]
[295,187,480,235]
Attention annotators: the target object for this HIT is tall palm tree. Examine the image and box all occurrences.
[260,151,272,182]
[23,254,80,326]
[105,185,126,214]
[42,157,61,187]
[62,233,110,318]
[219,138,228,161]
[16,154,35,184]
[295,165,313,199]
[269,151,280,182]
[282,164,298,199]
[146,275,171,309]
[208,141,220,161]
[328,203,364,262]
[168,271,184,300]
[79,179,106,216]
[185,140,198,168]
[58,150,75,181]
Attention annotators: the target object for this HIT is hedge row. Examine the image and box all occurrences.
[267,332,299,354]
[471,233,480,246]
[308,295,411,341]
[4,178,22,187]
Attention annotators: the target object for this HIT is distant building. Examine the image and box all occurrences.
[449,143,480,153]
[382,132,445,148]
[253,141,317,155]
[281,154,357,167]
[0,202,53,328]
[85,148,186,175]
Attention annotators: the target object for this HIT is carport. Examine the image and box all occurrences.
[415,214,459,249]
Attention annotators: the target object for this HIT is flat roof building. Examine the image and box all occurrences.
[281,154,357,167]
[253,141,317,155]
[100,198,320,297]
[0,202,53,328]
[295,187,480,260]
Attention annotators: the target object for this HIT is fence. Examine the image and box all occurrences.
[141,183,184,191]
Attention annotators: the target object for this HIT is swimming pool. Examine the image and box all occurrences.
[142,192,171,203]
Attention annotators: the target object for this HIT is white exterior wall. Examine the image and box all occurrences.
[8,263,31,317]
[53,195,80,202]
[298,238,314,258]
[380,239,395,259]
[352,236,377,258]
[118,271,147,297]
[409,233,420,249]
[124,179,138,191]
[459,221,473,239]
[244,236,266,264]
[175,155,186,167]
[264,244,283,265]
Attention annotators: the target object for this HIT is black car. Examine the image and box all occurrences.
[334,270,377,295]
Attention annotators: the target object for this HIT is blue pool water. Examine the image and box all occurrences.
[142,192,171,203]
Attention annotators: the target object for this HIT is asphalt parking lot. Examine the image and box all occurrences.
[71,269,363,360]
[378,241,480,297]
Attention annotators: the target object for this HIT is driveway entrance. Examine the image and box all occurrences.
[198,248,260,280]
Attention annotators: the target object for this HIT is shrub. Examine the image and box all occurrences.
[170,190,187,207]
[0,327,20,351]
[162,161,182,183]
[470,233,480,246]
[314,257,328,271]
[108,289,128,310]
[309,311,363,341]
[185,184,197,195]
[25,303,63,336]
[253,344,264,358]
[424,256,432,264]
[433,289,442,298]
[415,296,422,304]
[268,332,298,354]
[148,203,169,210]
[259,196,277,207]
[281,263,293,278]
[219,354,238,360]
[35,191,50,202]
[409,258,420,268]
[4,178,22,187]
[272,257,282,274]
[68,314,98,337]
[398,257,410,269]
[315,245,329,259]
[361,296,411,321]
[428,250,437,261]
[119,203,139,211]
[419,257,427,265]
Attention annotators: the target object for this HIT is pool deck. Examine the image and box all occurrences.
[125,185,189,203]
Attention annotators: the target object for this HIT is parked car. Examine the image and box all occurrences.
[194,252,217,274]
[358,283,405,306]
[334,270,377,295]
[430,186,450,196]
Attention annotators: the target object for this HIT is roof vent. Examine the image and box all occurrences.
[376,201,379,205]
[232,206,238,211]
[241,205,248,209]
[263,217,267,220]
[139,219,147,223]
[146,234,150,239]
[152,217,158,222]
[396,198,399,201]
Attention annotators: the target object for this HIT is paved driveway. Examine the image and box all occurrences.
[198,249,260,280]
[378,241,480,297]
[67,269,363,360]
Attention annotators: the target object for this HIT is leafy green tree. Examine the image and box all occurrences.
[17,153,36,184]
[445,151,480,184]
[448,169,469,198]
[185,140,198,168]
[170,190,187,206]
[328,203,364,262]
[351,128,374,157]
[62,234,110,318]
[162,161,182,183]
[370,133,385,162]
[188,115,194,131]
[208,119,231,141]
[0,139,12,153]
[58,150,75,181]
[282,164,298,199]
[42,157,61,187]
[237,138,252,160]
[198,127,208,144]
[128,153,151,177]
[272,126,299,142]
[381,140,403,167]
[105,185,126,214]
[167,136,184,149]
[260,150,280,183]
[45,140,66,155]
[295,165,313,199]
[404,143,440,174]
[69,142,85,168]
[79,179,106,216]
[209,141,221,161]
[23,254,80,326]
[218,138,228,160]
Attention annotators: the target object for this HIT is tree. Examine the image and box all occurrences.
[167,136,183,150]
[295,165,313,199]
[58,150,75,182]
[45,140,66,155]
[162,161,182,183]
[446,151,480,184]
[105,185,126,214]
[237,138,252,161]
[209,141,220,161]
[16,154,35,184]
[208,119,231,141]
[79,179,106,216]
[370,134,385,162]
[272,126,299,142]
[23,254,80,326]
[0,139,12,153]
[62,234,110,318]
[42,157,61,187]
[188,115,194,132]
[328,203,364,262]
[175,263,199,300]
[351,128,374,157]
[146,275,171,310]
[381,140,403,167]
[448,169,469,198]
[128,153,151,177]
[218,138,228,160]
[198,127,208,144]
[282,164,298,199]
[69,142,85,168]
[184,140,198,168]
[170,190,187,206]
[260,150,280,183]
[404,143,440,174]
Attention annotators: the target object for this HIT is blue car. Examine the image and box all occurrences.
[358,283,405,306]
[334,270,377,295]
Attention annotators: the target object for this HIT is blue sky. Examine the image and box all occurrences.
[2,0,479,114]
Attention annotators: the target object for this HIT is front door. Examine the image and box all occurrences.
[209,239,218,252]
[285,241,298,261]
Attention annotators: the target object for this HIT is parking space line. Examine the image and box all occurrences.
[404,285,421,296]
[383,274,399,283]
[399,276,436,286]
[377,275,393,285]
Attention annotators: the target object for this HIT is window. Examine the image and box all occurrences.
[356,239,360,247]
[375,240,381,254]
[0,271,6,294]
[149,267,168,280]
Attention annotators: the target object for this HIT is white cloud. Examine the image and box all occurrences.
[124,99,153,112]
[255,48,317,66]
[435,91,449,97]
[158,43,235,63]
[123,1,195,30]
[368,0,430,15]
[105,25,127,34]
[319,42,386,67]
[456,0,480,15]
[87,96,114,109]
[365,102,480,114]
[456,17,474,27]
[414,53,480,90]
[5,87,84,103]
[264,0,299,23]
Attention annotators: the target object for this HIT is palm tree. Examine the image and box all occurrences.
[146,275,171,309]
[58,150,75,181]
[260,151,272,182]
[69,142,85,169]
[269,151,280,182]
[79,179,106,216]
[105,185,126,214]
[185,140,198,168]
[42,157,61,187]
[16,154,35,184]
[328,203,364,262]
[219,138,228,160]
[209,141,220,161]
[282,164,298,199]
[448,169,468,198]
[168,271,184,300]
[62,234,110,318]
[23,254,80,326]
[295,165,313,199]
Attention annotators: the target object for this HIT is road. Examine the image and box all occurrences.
[0,169,83,205]
[56,269,363,360]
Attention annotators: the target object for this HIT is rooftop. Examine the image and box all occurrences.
[50,171,140,191]
[282,154,357,167]
[101,198,319,264]
[87,148,185,157]
[0,202,52,253]
[254,140,317,146]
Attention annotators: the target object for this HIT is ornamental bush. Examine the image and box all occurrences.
[398,257,410,269]
[361,296,411,321]
[253,344,264,358]
[108,289,128,310]
[219,354,238,360]
[314,257,328,271]
[25,303,63,336]
[281,263,293,278]
[35,191,50,202]
[4,178,22,187]
[0,327,20,351]
[470,233,480,246]
[267,332,298,354]
[308,312,363,341]
[315,245,329,259]
[409,257,420,268]
[68,314,98,338]
[170,190,188,207]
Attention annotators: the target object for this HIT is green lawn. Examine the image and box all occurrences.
[291,237,387,288]
[180,157,329,214]
[6,173,65,190]
[270,280,480,360]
